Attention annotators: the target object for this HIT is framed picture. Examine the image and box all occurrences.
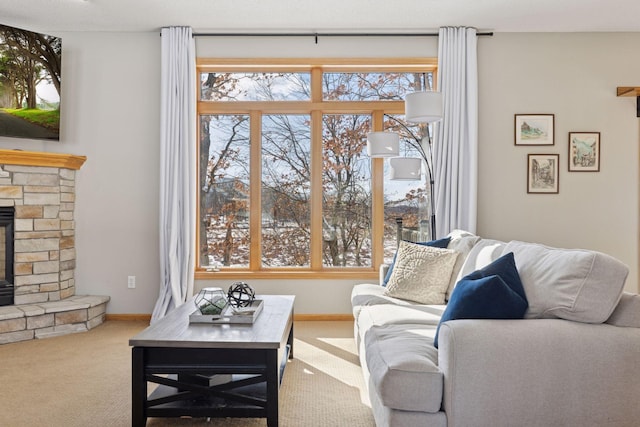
[527,154,559,194]
[568,132,600,172]
[515,114,555,146]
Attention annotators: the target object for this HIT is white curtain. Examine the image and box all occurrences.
[151,27,196,322]
[433,26,478,237]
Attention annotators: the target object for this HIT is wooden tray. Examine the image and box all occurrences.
[189,299,264,324]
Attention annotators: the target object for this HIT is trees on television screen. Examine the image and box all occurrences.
[0,25,61,110]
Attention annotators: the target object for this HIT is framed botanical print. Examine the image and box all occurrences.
[515,114,554,146]
[527,154,559,194]
[568,132,600,172]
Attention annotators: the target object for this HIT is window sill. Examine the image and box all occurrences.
[194,269,379,280]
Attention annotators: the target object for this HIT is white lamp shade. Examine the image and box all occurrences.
[405,91,443,123]
[390,157,422,180]
[367,131,400,157]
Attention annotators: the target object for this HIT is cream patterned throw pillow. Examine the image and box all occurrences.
[385,241,459,304]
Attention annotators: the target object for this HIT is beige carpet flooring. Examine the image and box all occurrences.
[0,320,375,427]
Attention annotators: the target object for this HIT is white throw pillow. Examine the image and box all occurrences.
[385,241,459,304]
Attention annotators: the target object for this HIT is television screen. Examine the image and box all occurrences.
[0,24,61,141]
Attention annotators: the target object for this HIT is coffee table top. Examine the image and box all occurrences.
[129,294,295,349]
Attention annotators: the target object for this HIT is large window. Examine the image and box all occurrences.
[197,59,437,278]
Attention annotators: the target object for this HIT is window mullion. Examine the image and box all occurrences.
[310,124,324,269]
[371,110,385,272]
[310,67,324,270]
[249,112,262,270]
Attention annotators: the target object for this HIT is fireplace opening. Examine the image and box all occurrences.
[0,207,14,307]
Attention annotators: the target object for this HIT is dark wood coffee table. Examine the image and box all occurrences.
[129,294,295,427]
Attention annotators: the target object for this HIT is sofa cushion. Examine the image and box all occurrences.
[382,237,451,286]
[385,241,459,304]
[364,323,443,413]
[355,303,446,356]
[351,283,432,319]
[504,240,628,323]
[433,253,528,348]
[445,230,482,299]
[357,303,446,333]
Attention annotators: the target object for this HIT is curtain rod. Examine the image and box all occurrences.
[192,31,494,43]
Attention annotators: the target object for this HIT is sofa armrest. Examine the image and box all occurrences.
[437,319,640,427]
[606,292,640,327]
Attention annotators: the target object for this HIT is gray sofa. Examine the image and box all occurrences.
[351,230,640,427]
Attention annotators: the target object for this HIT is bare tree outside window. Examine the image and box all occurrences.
[200,114,250,268]
[261,114,311,267]
[197,64,434,272]
[322,114,372,267]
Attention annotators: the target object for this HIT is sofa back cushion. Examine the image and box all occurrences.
[504,240,628,323]
[445,230,482,299]
[455,238,507,284]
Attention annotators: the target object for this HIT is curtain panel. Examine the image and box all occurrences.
[151,26,196,322]
[433,26,479,238]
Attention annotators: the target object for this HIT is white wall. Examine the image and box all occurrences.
[477,33,639,293]
[65,33,162,314]
[0,32,162,314]
[1,31,637,314]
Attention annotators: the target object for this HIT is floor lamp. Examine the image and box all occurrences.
[366,91,443,240]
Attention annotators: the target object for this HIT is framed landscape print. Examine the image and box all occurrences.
[568,132,600,172]
[515,114,554,146]
[527,154,559,194]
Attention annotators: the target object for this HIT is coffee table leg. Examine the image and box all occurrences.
[288,320,294,359]
[266,349,279,427]
[131,347,147,427]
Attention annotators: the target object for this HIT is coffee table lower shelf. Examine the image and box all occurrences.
[146,372,280,419]
[132,343,292,426]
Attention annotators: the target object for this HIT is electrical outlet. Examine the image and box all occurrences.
[128,276,136,289]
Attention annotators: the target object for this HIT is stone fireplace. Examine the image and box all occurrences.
[0,149,109,344]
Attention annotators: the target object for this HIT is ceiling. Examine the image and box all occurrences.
[2,0,640,34]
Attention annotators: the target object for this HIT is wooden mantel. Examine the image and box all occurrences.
[617,87,640,117]
[0,149,86,170]
[617,87,640,97]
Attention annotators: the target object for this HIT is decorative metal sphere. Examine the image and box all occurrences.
[227,282,255,308]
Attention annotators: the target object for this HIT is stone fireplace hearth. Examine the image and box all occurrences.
[0,149,109,344]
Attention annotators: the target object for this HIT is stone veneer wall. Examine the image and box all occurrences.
[0,153,109,344]
[0,164,77,303]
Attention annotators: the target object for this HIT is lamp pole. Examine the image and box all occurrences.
[384,115,437,240]
[421,126,437,241]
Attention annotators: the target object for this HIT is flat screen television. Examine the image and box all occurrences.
[0,23,61,141]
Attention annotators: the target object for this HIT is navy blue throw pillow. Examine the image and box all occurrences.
[433,252,528,348]
[382,237,451,286]
[462,251,527,301]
